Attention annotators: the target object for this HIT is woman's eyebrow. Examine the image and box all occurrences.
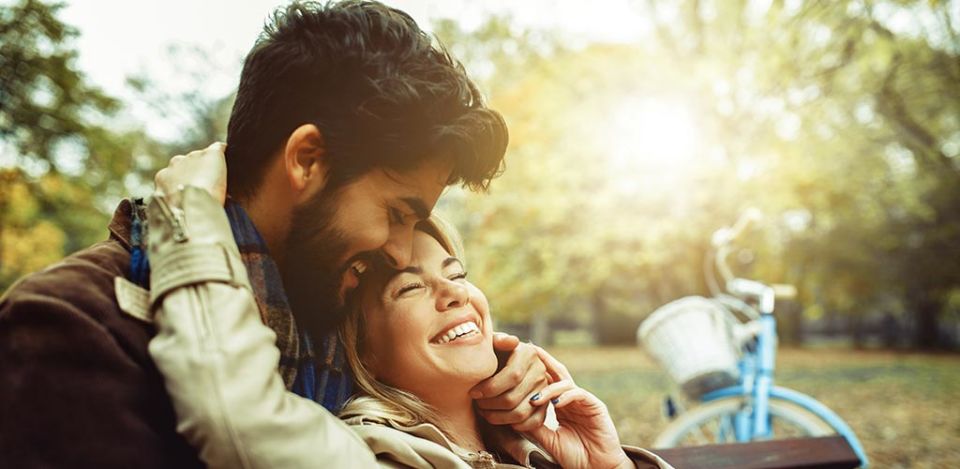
[441,257,463,269]
[381,265,423,286]
[392,265,422,277]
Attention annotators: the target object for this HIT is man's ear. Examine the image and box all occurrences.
[283,123,328,202]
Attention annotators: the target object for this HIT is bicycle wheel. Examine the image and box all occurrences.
[653,396,836,448]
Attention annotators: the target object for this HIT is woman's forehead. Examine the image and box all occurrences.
[411,230,449,258]
[359,231,453,287]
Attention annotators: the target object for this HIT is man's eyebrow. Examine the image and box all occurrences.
[442,257,463,269]
[400,197,430,219]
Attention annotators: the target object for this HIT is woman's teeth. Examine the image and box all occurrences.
[434,321,480,344]
[350,260,367,276]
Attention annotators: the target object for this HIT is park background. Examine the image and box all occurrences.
[1,0,958,466]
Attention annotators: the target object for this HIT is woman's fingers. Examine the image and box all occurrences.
[528,379,576,407]
[510,404,548,432]
[154,142,228,205]
[471,341,543,400]
[531,384,606,415]
[476,356,543,411]
[475,372,548,426]
[551,388,595,409]
[522,418,559,455]
[532,345,573,383]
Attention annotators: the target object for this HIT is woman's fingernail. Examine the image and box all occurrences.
[551,398,560,404]
[530,393,541,402]
[470,390,483,399]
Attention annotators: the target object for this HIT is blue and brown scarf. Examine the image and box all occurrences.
[130,198,353,411]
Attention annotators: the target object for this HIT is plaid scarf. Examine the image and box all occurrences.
[130,198,353,411]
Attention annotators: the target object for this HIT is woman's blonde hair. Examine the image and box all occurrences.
[338,215,465,432]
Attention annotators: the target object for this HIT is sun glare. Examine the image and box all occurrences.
[603,97,702,194]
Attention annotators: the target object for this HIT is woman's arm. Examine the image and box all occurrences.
[145,147,379,468]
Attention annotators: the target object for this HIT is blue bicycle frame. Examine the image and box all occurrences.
[700,313,870,466]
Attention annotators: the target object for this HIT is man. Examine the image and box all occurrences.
[0,2,547,467]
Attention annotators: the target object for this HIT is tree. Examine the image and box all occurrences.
[1,0,118,290]
[432,1,960,348]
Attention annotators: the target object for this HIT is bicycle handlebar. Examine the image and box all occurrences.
[711,209,762,288]
[711,208,763,248]
[707,209,797,313]
[772,284,798,300]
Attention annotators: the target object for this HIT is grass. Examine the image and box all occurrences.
[549,346,960,468]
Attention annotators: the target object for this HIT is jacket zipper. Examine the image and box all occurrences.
[153,195,189,243]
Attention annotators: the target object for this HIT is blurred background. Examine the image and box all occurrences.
[1,0,958,466]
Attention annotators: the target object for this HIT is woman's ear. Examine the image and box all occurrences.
[283,124,328,202]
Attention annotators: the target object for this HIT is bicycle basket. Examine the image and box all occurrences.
[638,296,739,399]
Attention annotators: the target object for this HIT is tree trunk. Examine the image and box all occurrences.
[910,291,942,349]
[591,291,609,345]
[530,310,550,346]
[850,313,866,350]
[778,301,804,346]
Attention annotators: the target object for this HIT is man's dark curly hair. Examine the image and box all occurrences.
[225,0,508,198]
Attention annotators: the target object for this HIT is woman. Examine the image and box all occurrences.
[145,156,670,468]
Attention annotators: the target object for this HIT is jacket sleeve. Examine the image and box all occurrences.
[145,187,380,469]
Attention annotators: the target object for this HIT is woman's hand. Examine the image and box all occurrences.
[154,142,228,206]
[473,333,550,431]
[524,346,633,469]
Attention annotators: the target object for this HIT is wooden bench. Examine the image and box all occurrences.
[644,436,862,469]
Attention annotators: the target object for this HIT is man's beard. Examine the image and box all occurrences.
[281,188,359,339]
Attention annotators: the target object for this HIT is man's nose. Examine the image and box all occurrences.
[436,280,470,311]
[380,229,413,269]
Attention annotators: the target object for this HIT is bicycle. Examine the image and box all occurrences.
[637,210,869,467]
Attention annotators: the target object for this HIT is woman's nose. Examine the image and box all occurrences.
[436,280,470,311]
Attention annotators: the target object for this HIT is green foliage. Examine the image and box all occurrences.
[0,0,116,290]
[0,0,118,169]
[435,1,960,347]
[125,44,234,155]
[0,2,233,292]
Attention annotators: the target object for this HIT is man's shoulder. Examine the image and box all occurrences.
[2,197,140,314]
[2,239,127,309]
[0,241,204,468]
[0,238,144,340]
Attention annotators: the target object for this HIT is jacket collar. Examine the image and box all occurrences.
[107,198,136,251]
[344,414,557,467]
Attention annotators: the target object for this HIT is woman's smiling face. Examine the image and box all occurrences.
[359,229,497,400]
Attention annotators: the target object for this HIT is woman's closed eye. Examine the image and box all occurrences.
[394,272,467,298]
[396,281,424,297]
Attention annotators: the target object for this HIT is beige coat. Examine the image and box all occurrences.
[138,187,671,469]
[344,414,554,468]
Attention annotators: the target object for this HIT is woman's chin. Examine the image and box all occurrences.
[433,350,498,387]
[466,352,499,385]
[419,334,498,389]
